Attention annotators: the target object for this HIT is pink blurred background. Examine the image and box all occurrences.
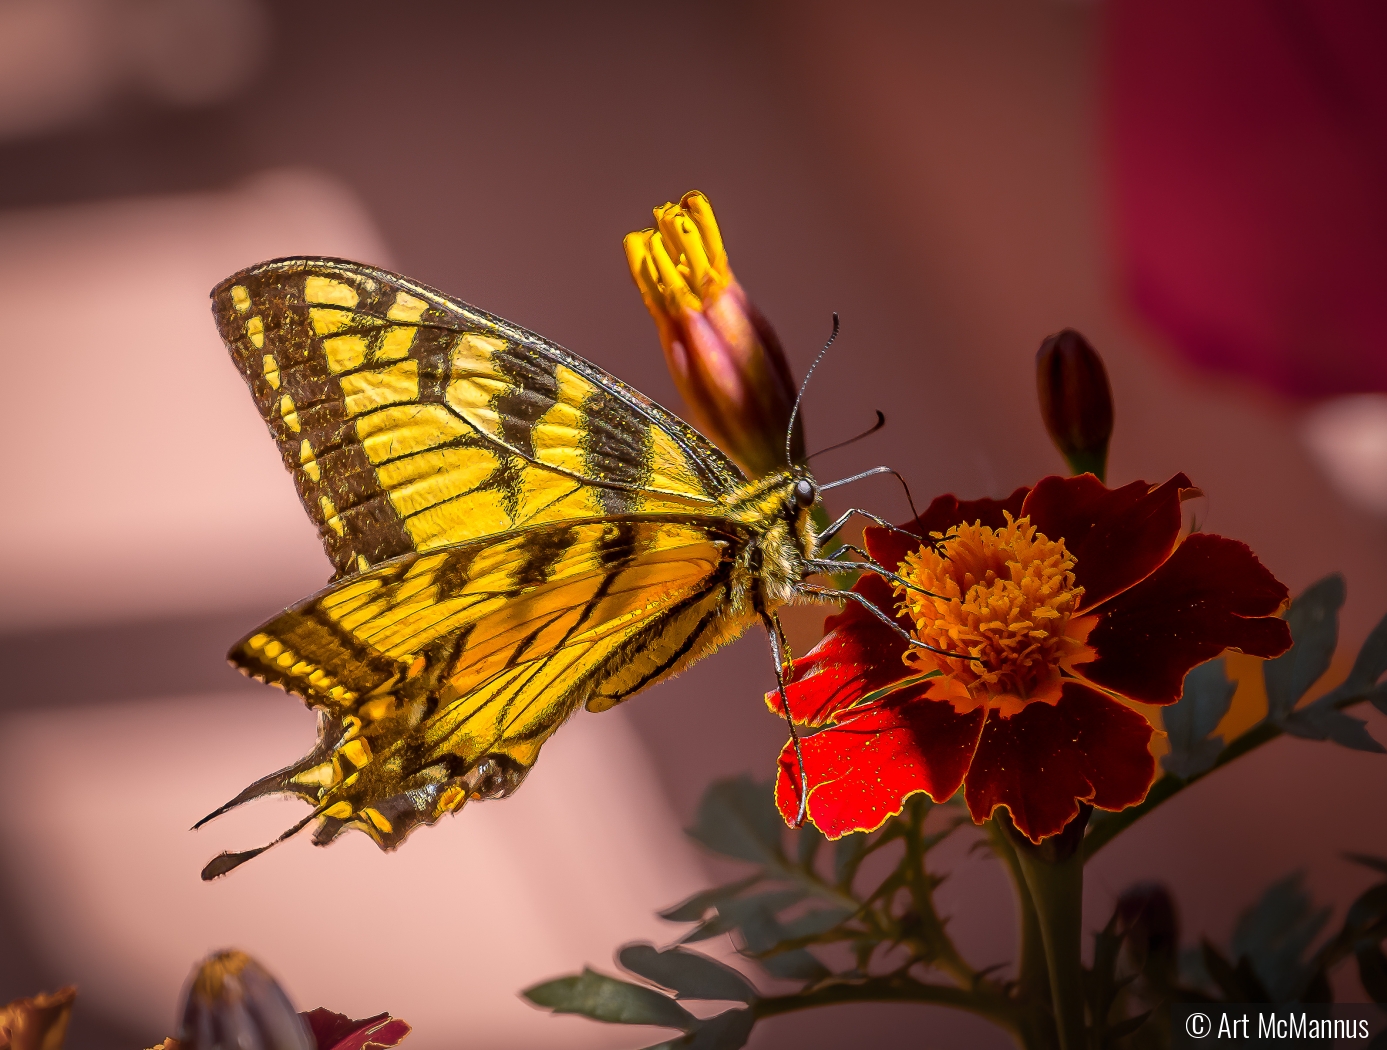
[1,3,1385,1048]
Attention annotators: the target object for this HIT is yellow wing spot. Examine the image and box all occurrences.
[342,715,363,738]
[324,334,368,373]
[328,685,352,702]
[340,738,372,768]
[362,808,394,834]
[289,660,313,676]
[378,446,498,518]
[291,761,338,788]
[247,633,270,649]
[404,487,511,549]
[246,315,265,348]
[376,327,416,362]
[310,307,353,336]
[407,655,427,678]
[304,276,359,308]
[444,333,508,434]
[261,639,284,658]
[341,360,420,417]
[230,284,251,312]
[275,650,296,668]
[355,404,473,466]
[437,784,466,814]
[386,290,428,323]
[356,554,370,572]
[262,354,280,389]
[359,695,396,721]
[319,494,346,536]
[646,426,705,496]
[323,801,353,819]
[279,393,301,432]
[299,439,320,482]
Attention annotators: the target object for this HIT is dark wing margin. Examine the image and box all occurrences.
[211,257,744,576]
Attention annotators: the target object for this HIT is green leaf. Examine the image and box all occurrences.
[659,876,763,924]
[1200,941,1271,1002]
[618,944,758,1003]
[1264,575,1344,720]
[1281,703,1385,753]
[1230,871,1330,1001]
[681,889,807,944]
[758,948,830,981]
[523,968,696,1030]
[1325,607,1387,702]
[1162,658,1236,778]
[777,906,855,941]
[1346,853,1387,879]
[687,777,785,864]
[641,1008,755,1050]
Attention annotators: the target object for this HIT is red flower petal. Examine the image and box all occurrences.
[767,573,911,725]
[1022,473,1192,610]
[963,682,1155,843]
[863,487,1029,572]
[775,694,985,836]
[1075,532,1292,704]
[302,1009,411,1050]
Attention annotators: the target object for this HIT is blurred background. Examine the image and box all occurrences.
[1,1,1385,1047]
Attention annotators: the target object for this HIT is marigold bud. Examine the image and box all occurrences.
[177,950,312,1050]
[624,190,803,477]
[1115,881,1179,984]
[1036,329,1114,481]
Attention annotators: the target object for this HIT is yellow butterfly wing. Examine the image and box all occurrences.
[201,515,754,877]
[211,257,744,576]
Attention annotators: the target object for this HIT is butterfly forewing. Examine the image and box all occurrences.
[212,258,743,576]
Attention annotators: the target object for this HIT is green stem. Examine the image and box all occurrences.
[1011,827,1087,1050]
[752,976,1020,1036]
[988,822,1050,1007]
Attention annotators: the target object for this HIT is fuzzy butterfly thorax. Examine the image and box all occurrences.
[199,258,828,878]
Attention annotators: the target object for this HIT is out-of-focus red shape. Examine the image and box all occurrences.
[0,987,75,1050]
[1106,0,1387,399]
[301,1009,410,1050]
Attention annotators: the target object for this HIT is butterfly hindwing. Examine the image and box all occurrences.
[212,258,743,576]
[214,516,753,866]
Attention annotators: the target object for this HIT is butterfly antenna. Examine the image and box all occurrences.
[806,410,886,463]
[785,313,840,467]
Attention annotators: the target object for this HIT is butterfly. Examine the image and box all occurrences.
[199,257,908,879]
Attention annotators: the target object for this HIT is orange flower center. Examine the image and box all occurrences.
[897,513,1087,713]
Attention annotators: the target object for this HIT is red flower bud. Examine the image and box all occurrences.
[1036,329,1114,481]
[624,191,803,477]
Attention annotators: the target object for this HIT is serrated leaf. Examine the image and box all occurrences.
[641,1008,755,1050]
[680,890,806,945]
[660,876,764,924]
[1357,945,1387,1004]
[1230,872,1330,1001]
[1264,575,1344,720]
[758,948,830,981]
[1326,608,1387,702]
[523,968,696,1030]
[1162,658,1235,777]
[1344,883,1387,936]
[618,944,758,1003]
[1281,704,1385,753]
[1201,941,1270,1002]
[777,906,855,941]
[687,777,785,864]
[1346,853,1387,878]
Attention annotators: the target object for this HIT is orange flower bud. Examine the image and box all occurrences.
[177,951,312,1050]
[624,191,803,477]
[1036,329,1115,481]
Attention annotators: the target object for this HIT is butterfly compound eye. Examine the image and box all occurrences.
[794,478,816,509]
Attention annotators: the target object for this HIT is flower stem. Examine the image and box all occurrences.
[1006,812,1089,1050]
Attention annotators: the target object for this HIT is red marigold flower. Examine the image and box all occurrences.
[624,191,804,477]
[770,474,1292,843]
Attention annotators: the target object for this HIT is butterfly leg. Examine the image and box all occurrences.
[804,557,942,598]
[799,583,979,665]
[761,610,810,830]
[814,506,930,549]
